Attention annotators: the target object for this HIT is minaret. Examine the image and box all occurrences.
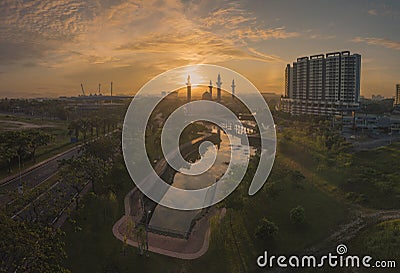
[216,73,222,102]
[186,75,191,102]
[208,80,213,99]
[231,79,236,99]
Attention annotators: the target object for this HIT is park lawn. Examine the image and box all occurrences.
[180,157,349,273]
[279,133,400,209]
[349,219,400,273]
[62,165,185,273]
[0,114,68,129]
[62,156,349,273]
[247,161,349,254]
[342,142,400,209]
[0,114,116,180]
[32,125,74,159]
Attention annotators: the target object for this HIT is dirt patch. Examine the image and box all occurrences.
[0,120,57,131]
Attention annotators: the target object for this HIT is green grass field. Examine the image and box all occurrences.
[62,165,181,273]
[349,219,400,273]
[61,122,399,272]
[279,132,400,209]
[0,114,75,179]
[62,150,349,272]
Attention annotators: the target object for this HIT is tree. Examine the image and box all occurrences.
[59,157,87,210]
[68,120,80,139]
[289,170,306,189]
[0,131,32,171]
[78,119,89,141]
[27,130,53,162]
[290,205,306,225]
[60,154,109,198]
[0,212,69,272]
[0,141,17,172]
[255,218,278,240]
[135,225,146,255]
[83,137,118,166]
[264,181,281,199]
[123,217,135,256]
[83,155,109,194]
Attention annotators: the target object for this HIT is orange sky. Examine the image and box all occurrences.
[0,0,399,98]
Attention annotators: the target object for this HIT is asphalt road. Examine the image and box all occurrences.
[3,130,119,223]
[11,179,77,223]
[0,146,80,206]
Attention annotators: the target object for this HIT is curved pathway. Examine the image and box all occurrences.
[112,188,226,259]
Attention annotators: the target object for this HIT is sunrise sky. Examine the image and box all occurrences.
[0,0,399,98]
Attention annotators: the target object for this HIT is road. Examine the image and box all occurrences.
[0,145,81,206]
[3,129,119,224]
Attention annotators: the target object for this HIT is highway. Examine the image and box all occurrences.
[0,146,81,206]
[2,130,119,224]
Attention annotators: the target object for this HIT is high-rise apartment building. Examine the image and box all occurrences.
[284,64,293,98]
[309,54,325,101]
[395,84,400,106]
[281,51,361,115]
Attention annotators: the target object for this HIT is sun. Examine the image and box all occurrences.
[182,65,207,86]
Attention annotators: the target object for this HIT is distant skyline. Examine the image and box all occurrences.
[0,0,399,98]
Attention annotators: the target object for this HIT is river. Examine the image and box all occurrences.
[149,126,256,237]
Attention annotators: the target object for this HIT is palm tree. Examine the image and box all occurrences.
[135,225,146,255]
[68,120,80,140]
[78,119,89,141]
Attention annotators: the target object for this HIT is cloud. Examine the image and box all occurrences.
[115,31,282,65]
[0,0,95,65]
[0,0,91,41]
[199,6,255,29]
[228,27,299,42]
[365,4,400,18]
[352,37,400,50]
[0,0,291,68]
[0,41,49,64]
[197,5,300,42]
[0,0,292,96]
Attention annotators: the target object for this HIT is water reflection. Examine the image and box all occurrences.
[149,128,255,236]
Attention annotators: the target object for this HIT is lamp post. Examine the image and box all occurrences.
[17,154,23,194]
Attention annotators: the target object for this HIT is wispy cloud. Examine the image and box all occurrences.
[115,31,282,65]
[365,4,400,18]
[0,0,293,68]
[352,36,400,50]
[198,5,300,42]
[228,27,299,41]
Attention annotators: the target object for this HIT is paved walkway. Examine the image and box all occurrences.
[112,186,226,259]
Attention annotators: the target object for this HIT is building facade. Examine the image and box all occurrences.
[281,51,361,116]
[284,64,293,98]
[395,84,400,106]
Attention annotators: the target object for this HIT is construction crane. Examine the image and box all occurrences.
[80,83,85,96]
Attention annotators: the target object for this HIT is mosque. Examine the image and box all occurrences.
[185,73,236,102]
